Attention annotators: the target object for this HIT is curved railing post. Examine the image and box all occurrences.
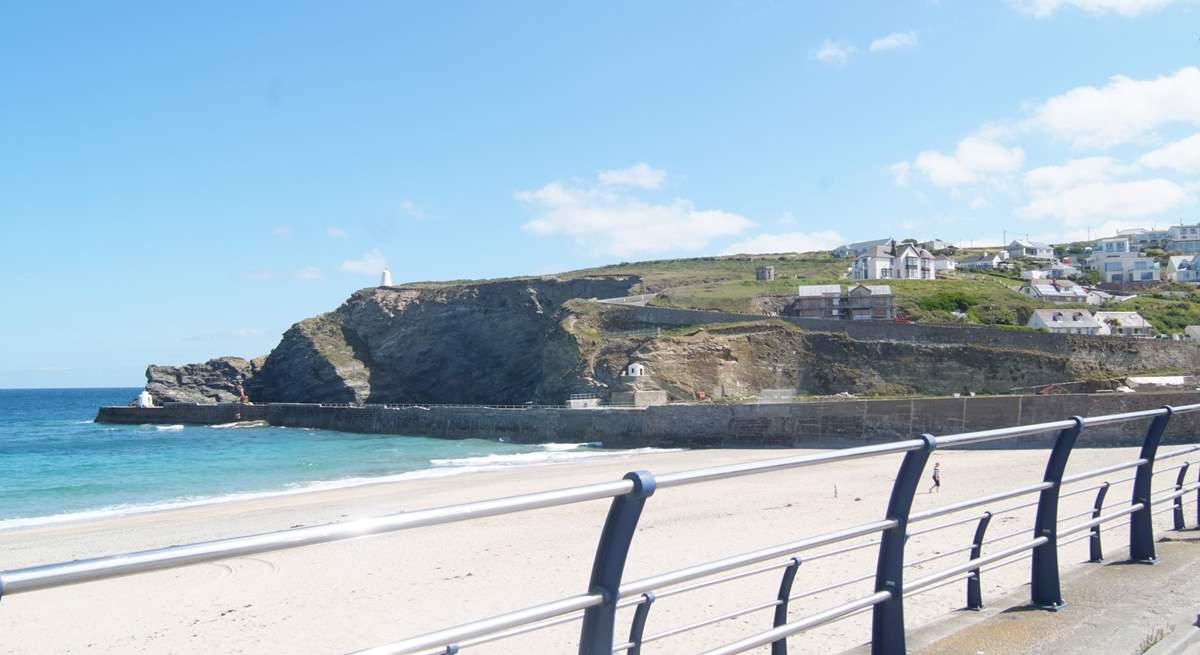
[965,512,992,610]
[1030,416,1082,610]
[1089,482,1110,563]
[770,557,802,655]
[626,592,655,655]
[579,470,656,655]
[1174,462,1190,531]
[1131,407,1173,564]
[870,433,936,655]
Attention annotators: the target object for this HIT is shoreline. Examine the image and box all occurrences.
[0,442,678,532]
[1,446,1187,654]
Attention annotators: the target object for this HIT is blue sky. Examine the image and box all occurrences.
[4,0,1200,387]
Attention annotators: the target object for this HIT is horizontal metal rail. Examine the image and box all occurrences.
[906,538,1048,593]
[1058,504,1145,539]
[696,591,893,655]
[633,599,780,647]
[349,593,603,655]
[618,519,897,598]
[0,479,634,596]
[909,482,1051,522]
[653,440,927,488]
[1159,444,1200,462]
[1061,459,1146,485]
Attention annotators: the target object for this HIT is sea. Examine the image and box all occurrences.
[0,388,669,530]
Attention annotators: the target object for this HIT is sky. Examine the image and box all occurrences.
[3,0,1200,387]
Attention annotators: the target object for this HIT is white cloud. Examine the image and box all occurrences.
[326,227,347,238]
[1139,132,1200,173]
[516,176,753,258]
[400,199,437,220]
[295,267,323,280]
[1018,178,1191,221]
[340,249,388,275]
[1028,67,1200,148]
[911,135,1025,188]
[1023,156,1131,190]
[869,31,918,52]
[598,163,666,189]
[721,230,845,256]
[888,161,912,187]
[1011,0,1176,17]
[812,39,855,65]
[271,225,292,239]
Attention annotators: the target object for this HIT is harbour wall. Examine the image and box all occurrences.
[97,391,1200,449]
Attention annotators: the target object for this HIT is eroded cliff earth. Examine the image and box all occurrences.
[144,274,1199,405]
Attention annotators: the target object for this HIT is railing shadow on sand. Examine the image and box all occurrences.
[5,405,1200,655]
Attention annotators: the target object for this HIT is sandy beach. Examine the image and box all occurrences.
[0,445,1189,655]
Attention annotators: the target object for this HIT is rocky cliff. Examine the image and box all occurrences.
[144,279,1195,405]
[145,277,640,405]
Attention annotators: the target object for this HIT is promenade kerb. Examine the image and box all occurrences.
[4,405,1200,655]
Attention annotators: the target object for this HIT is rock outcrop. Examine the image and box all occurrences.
[145,356,262,403]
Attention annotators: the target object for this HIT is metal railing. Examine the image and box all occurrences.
[4,404,1200,655]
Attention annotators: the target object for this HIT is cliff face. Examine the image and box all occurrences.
[585,322,1073,400]
[238,277,640,404]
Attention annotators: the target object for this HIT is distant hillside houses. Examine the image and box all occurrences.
[832,238,895,259]
[1114,223,1200,254]
[1094,311,1153,337]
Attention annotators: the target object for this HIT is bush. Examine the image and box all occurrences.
[918,291,979,313]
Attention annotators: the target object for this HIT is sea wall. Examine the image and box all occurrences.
[97,391,1200,449]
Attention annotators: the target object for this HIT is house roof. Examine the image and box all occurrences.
[850,284,892,296]
[841,238,893,251]
[1025,281,1086,298]
[1094,311,1151,328]
[1030,309,1100,329]
[960,253,998,264]
[1010,239,1053,250]
[796,284,843,297]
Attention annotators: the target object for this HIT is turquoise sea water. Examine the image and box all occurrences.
[0,388,644,528]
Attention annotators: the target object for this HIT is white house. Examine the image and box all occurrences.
[958,252,1004,271]
[1020,269,1050,281]
[1185,325,1200,340]
[1090,251,1160,283]
[1027,309,1102,335]
[1019,280,1088,303]
[1167,255,1200,282]
[1094,312,1153,337]
[933,257,956,274]
[1007,239,1055,261]
[1049,262,1081,279]
[852,242,934,280]
[624,362,647,377]
[1167,223,1200,253]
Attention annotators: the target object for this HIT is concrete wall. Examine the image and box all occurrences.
[97,392,1200,450]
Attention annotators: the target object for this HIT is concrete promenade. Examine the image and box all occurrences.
[894,534,1200,655]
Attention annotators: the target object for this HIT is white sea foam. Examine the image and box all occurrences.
[153,424,184,432]
[211,420,270,429]
[429,445,677,468]
[0,443,681,532]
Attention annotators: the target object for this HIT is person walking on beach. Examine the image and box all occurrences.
[929,462,941,493]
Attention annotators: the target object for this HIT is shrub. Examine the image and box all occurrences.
[918,291,979,313]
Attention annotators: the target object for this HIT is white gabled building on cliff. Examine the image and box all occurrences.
[852,242,934,280]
